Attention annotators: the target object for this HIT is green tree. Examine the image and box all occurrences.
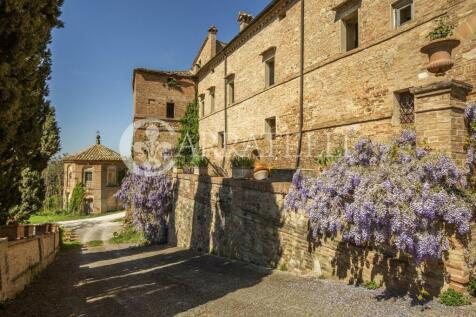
[175,101,199,166]
[0,0,64,223]
[42,155,64,213]
[8,168,44,224]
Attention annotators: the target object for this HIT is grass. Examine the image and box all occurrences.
[28,210,124,224]
[109,226,146,245]
[61,240,82,250]
[439,289,472,306]
[278,262,288,272]
[362,280,380,290]
[86,240,103,247]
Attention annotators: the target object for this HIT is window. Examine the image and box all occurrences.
[199,94,205,117]
[218,131,225,149]
[84,168,93,187]
[265,58,275,87]
[393,0,413,28]
[342,10,359,52]
[209,87,215,113]
[166,102,175,118]
[395,90,415,124]
[265,117,277,140]
[107,166,117,186]
[227,81,235,105]
[148,98,156,104]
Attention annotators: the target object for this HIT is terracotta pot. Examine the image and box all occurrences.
[254,169,269,181]
[232,168,253,179]
[194,167,208,176]
[35,224,48,235]
[253,163,269,173]
[0,225,24,241]
[420,38,460,75]
[24,225,35,237]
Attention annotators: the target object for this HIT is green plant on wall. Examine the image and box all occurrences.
[230,156,255,169]
[315,145,345,170]
[175,101,199,166]
[427,17,455,41]
[166,77,182,89]
[68,183,85,214]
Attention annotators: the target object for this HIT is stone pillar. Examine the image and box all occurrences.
[411,80,473,167]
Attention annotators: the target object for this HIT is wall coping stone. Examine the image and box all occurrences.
[174,173,291,194]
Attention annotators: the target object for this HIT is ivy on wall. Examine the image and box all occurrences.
[68,183,85,214]
[175,100,199,167]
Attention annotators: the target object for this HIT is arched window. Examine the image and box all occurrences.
[107,166,117,186]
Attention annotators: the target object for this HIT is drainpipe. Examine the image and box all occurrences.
[223,53,228,171]
[295,0,305,169]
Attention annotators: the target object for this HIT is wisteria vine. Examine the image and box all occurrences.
[115,164,173,243]
[465,101,476,175]
[285,130,474,263]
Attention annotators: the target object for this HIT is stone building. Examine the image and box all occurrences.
[136,0,476,173]
[63,134,127,214]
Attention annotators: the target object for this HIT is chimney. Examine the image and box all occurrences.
[208,25,218,58]
[237,12,253,32]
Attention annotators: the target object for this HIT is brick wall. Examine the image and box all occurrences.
[169,173,476,295]
[0,231,60,302]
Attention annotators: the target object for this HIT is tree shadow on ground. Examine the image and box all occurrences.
[3,244,274,316]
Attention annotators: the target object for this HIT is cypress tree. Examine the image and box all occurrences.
[0,0,64,223]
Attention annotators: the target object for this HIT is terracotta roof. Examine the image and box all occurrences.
[64,144,123,162]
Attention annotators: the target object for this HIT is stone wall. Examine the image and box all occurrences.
[169,173,475,295]
[0,231,60,302]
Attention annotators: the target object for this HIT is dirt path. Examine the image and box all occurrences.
[2,242,476,317]
[58,211,125,243]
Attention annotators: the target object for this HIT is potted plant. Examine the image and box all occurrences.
[253,162,272,181]
[191,154,208,176]
[420,17,460,75]
[231,156,254,179]
[0,224,25,241]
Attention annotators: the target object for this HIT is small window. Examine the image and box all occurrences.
[227,81,235,105]
[342,10,359,52]
[265,117,277,140]
[199,94,205,117]
[265,58,275,87]
[148,98,156,104]
[166,102,175,118]
[393,0,413,28]
[395,90,414,124]
[209,87,215,113]
[84,169,93,187]
[218,131,225,149]
[107,166,117,186]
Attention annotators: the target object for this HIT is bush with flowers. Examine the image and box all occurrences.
[285,130,474,264]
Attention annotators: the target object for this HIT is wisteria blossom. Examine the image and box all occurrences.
[115,164,173,243]
[285,130,474,263]
[465,101,476,173]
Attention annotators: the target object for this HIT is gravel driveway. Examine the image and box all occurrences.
[2,242,475,317]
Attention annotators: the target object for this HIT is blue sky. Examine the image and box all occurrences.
[50,0,270,155]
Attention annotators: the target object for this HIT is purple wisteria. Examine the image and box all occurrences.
[285,130,474,263]
[465,101,476,173]
[115,164,173,243]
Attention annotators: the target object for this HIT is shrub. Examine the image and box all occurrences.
[438,289,471,306]
[285,130,474,264]
[468,277,476,296]
[115,164,173,243]
[191,154,208,167]
[230,156,255,169]
[68,183,85,214]
[427,17,455,41]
